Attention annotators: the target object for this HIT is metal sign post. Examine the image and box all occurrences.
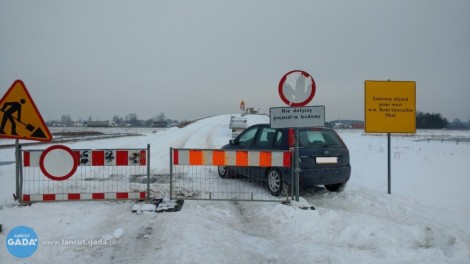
[388,133,391,194]
[294,129,300,201]
[15,139,20,200]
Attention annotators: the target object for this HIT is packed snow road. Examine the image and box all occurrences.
[0,114,469,263]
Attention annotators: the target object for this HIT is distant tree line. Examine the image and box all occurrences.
[47,112,179,127]
[416,112,469,130]
[326,112,468,130]
[47,111,469,129]
[447,118,469,130]
[416,112,448,129]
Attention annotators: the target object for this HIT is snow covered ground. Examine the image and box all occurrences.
[1,114,469,263]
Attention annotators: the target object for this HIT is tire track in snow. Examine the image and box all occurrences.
[151,115,229,160]
[180,115,231,149]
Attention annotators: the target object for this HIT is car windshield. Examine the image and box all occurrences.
[299,129,343,148]
[237,126,258,147]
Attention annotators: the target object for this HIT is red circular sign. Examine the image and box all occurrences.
[39,145,78,181]
[278,70,316,107]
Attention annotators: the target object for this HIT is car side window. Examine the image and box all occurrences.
[322,131,342,146]
[238,126,258,148]
[274,131,283,147]
[299,130,342,147]
[300,131,325,147]
[254,127,276,148]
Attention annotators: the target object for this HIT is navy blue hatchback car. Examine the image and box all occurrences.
[218,124,351,195]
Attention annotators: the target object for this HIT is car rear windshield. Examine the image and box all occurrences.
[299,129,344,148]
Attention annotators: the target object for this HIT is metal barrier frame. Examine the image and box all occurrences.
[169,147,293,202]
[17,144,151,203]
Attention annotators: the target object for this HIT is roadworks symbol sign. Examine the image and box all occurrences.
[0,80,52,141]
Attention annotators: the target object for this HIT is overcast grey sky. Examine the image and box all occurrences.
[1,0,469,122]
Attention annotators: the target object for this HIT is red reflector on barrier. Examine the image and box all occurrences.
[116,192,129,199]
[140,150,146,165]
[173,149,179,165]
[212,150,225,166]
[116,151,128,166]
[189,150,203,165]
[24,151,30,167]
[259,151,272,167]
[92,193,105,200]
[284,152,292,167]
[43,194,56,201]
[68,193,81,200]
[92,151,104,166]
[236,151,248,166]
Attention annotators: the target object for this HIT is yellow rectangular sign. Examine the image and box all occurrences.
[364,80,416,133]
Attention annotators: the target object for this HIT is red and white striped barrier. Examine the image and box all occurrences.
[20,145,149,203]
[23,192,146,202]
[172,149,291,167]
[23,149,147,167]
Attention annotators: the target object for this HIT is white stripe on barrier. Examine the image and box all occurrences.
[177,149,190,165]
[248,151,259,166]
[271,152,284,166]
[202,150,212,165]
[26,151,41,167]
[225,151,237,166]
[80,193,93,200]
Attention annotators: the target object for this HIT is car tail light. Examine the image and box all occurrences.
[288,129,295,148]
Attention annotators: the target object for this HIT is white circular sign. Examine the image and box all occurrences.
[39,145,78,181]
[278,70,316,107]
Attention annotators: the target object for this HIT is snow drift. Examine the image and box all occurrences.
[0,114,469,263]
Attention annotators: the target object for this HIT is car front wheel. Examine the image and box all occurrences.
[266,168,283,196]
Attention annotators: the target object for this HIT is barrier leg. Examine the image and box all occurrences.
[147,144,151,200]
[169,147,173,200]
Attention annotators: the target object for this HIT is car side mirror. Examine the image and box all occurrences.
[229,139,237,145]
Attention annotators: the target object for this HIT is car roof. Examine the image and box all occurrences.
[253,123,333,131]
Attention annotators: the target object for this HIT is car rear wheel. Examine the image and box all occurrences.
[218,166,231,178]
[324,182,347,192]
[267,168,283,196]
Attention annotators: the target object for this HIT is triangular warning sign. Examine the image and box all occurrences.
[0,80,52,142]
